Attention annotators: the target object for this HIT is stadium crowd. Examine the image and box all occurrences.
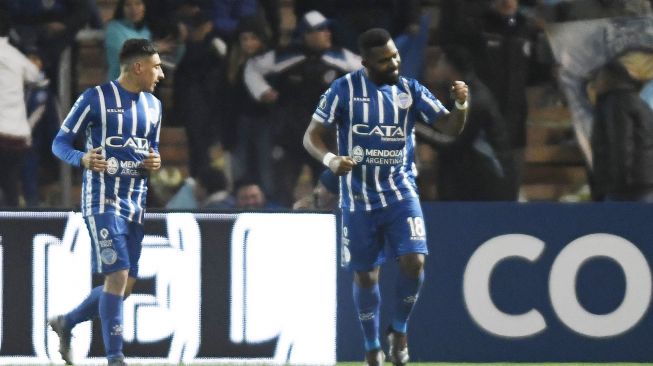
[1,0,653,208]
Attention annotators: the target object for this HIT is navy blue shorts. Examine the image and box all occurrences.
[341,198,428,271]
[85,213,144,277]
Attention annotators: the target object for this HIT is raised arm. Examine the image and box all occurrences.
[433,81,469,136]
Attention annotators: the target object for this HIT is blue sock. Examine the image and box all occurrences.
[353,282,381,351]
[392,270,424,333]
[64,286,103,330]
[99,291,124,360]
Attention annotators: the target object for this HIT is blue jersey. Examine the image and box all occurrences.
[52,81,162,224]
[312,69,448,212]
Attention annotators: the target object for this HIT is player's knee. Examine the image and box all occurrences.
[104,269,129,295]
[399,254,424,278]
[355,270,380,288]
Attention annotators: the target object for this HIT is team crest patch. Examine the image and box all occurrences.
[100,248,118,265]
[395,92,412,109]
[106,157,119,175]
[352,145,364,163]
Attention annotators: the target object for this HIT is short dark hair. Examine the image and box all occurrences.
[119,38,158,66]
[358,28,392,56]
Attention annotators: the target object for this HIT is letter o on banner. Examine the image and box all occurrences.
[549,233,652,337]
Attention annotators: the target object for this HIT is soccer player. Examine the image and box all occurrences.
[303,28,468,366]
[50,38,164,366]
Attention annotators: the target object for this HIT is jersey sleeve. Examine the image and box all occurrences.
[312,79,344,128]
[51,88,96,167]
[413,80,449,125]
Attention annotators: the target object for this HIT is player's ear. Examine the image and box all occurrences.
[133,60,142,75]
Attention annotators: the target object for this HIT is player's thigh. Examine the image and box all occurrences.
[341,209,385,272]
[383,199,428,258]
[85,214,131,274]
[126,221,144,278]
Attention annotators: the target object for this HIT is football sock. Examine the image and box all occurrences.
[391,269,424,333]
[353,282,381,351]
[99,291,124,360]
[64,286,103,330]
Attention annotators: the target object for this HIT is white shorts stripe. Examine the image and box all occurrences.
[87,215,103,273]
[389,166,403,200]
[361,165,371,211]
[127,178,136,222]
[113,177,121,215]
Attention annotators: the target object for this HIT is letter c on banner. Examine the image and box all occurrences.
[549,233,652,337]
[463,234,547,337]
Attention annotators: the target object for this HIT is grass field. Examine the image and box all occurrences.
[336,364,653,366]
[49,363,652,366]
[335,364,653,366]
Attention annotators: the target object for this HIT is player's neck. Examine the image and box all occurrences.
[116,74,141,94]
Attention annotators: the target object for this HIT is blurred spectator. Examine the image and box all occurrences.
[440,0,545,199]
[551,0,652,21]
[226,16,273,195]
[105,0,175,80]
[166,166,233,209]
[143,0,185,40]
[292,169,339,210]
[0,9,43,206]
[295,0,420,52]
[7,0,90,89]
[244,10,360,206]
[234,179,267,209]
[21,48,61,206]
[417,47,513,200]
[209,0,257,43]
[590,61,653,202]
[173,2,227,178]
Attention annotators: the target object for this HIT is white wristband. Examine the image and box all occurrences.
[322,152,336,167]
[455,100,468,110]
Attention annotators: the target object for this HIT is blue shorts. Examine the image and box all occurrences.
[84,213,144,277]
[341,198,428,271]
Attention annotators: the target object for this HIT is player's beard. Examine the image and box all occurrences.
[383,69,400,84]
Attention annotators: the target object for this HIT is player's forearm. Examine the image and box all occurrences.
[52,132,84,167]
[438,106,468,137]
[303,123,332,163]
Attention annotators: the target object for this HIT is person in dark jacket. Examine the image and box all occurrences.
[591,61,653,201]
[440,0,543,199]
[244,10,360,206]
[417,46,513,200]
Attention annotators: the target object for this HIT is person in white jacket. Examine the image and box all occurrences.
[0,9,42,206]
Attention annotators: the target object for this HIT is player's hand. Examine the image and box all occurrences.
[329,156,356,176]
[82,147,107,172]
[451,81,469,104]
[260,88,279,104]
[142,147,162,171]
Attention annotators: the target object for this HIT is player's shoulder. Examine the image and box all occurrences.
[77,86,100,104]
[328,70,359,92]
[400,76,422,89]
